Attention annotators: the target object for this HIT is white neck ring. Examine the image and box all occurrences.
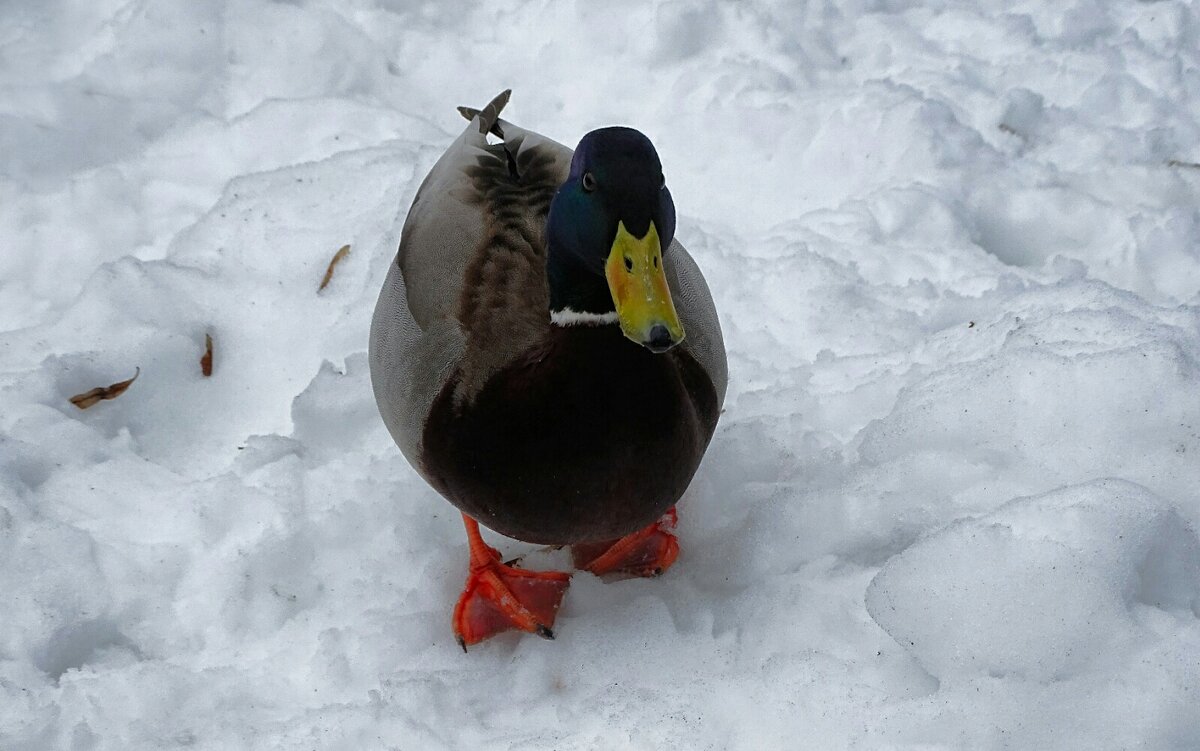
[550,308,619,327]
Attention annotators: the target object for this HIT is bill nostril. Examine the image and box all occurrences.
[646,324,674,353]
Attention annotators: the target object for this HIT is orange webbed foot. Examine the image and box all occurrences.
[572,507,680,578]
[453,515,571,650]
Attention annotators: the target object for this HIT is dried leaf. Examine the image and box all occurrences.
[201,333,213,376]
[69,368,140,409]
[1166,159,1200,170]
[968,321,976,328]
[318,244,351,292]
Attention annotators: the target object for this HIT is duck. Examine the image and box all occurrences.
[369,90,727,649]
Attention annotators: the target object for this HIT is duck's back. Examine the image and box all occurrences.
[369,94,571,471]
[399,95,573,331]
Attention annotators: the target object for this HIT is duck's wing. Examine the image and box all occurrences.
[396,91,573,330]
[666,240,728,411]
[369,91,572,471]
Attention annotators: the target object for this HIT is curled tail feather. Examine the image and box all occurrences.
[457,89,511,138]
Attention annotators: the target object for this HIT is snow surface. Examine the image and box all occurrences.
[3,0,1200,748]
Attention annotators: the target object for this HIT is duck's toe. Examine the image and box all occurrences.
[453,561,571,649]
[571,507,680,578]
[452,514,572,650]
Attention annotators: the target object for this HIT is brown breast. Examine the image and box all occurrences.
[421,325,720,544]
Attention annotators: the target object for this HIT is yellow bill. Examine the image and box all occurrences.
[605,220,685,353]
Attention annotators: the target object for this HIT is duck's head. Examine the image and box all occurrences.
[546,127,685,353]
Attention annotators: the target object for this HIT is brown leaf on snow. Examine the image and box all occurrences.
[201,333,214,376]
[318,244,351,292]
[69,368,140,409]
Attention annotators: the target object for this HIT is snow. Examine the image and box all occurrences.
[866,480,1200,682]
[866,480,1200,747]
[3,0,1200,748]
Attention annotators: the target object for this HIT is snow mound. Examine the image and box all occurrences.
[867,479,1200,682]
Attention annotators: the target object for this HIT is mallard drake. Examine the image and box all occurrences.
[369,90,727,649]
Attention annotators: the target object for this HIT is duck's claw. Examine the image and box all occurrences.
[453,515,570,649]
[572,507,680,577]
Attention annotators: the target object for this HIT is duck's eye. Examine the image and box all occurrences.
[582,172,597,192]
[623,255,633,272]
[659,174,666,189]
[653,255,659,268]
